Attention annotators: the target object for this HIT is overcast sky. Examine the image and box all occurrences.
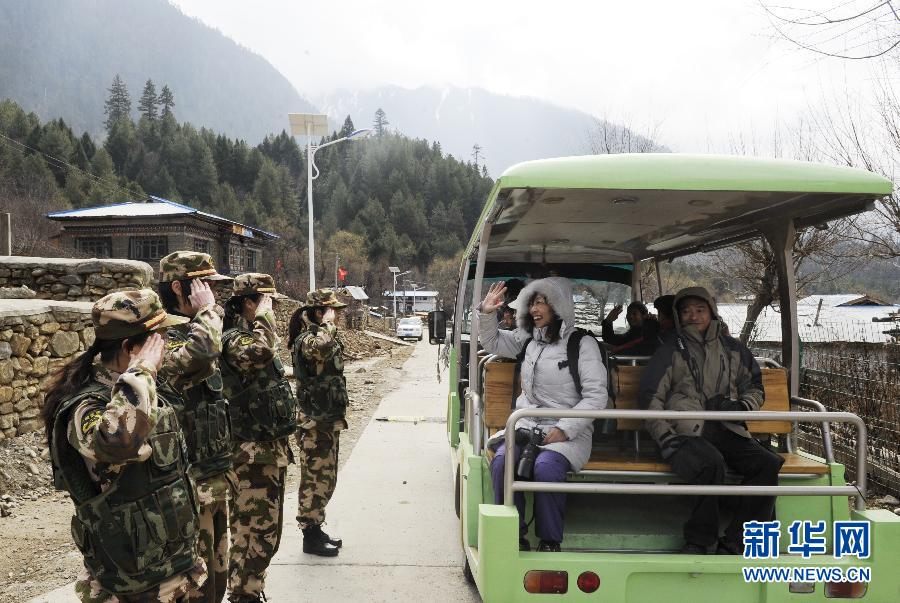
[171,0,879,152]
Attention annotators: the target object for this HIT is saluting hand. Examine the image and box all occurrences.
[188,279,216,311]
[256,294,273,316]
[480,281,508,314]
[130,332,165,372]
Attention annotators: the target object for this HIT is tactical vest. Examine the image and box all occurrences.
[50,382,199,595]
[165,329,233,481]
[292,326,349,423]
[221,328,298,442]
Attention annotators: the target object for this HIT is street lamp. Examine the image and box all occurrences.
[289,113,371,291]
[388,266,410,319]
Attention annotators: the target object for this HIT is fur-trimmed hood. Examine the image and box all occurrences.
[509,277,575,330]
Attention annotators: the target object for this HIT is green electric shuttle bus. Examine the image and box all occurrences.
[427,154,900,602]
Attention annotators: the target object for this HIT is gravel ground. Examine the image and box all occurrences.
[0,342,414,603]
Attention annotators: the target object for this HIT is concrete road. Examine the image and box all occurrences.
[31,338,480,603]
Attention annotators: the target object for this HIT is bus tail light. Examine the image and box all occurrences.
[824,581,867,598]
[577,571,600,593]
[523,570,568,594]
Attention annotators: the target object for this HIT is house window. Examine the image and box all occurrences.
[129,236,168,262]
[244,249,257,271]
[76,237,112,258]
[229,245,242,273]
[193,238,210,253]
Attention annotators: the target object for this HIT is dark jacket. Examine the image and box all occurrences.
[638,287,764,444]
[601,316,661,355]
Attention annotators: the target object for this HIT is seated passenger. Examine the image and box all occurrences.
[653,294,676,341]
[498,305,517,330]
[601,301,660,355]
[639,287,784,555]
[477,277,608,552]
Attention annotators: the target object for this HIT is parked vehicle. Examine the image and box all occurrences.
[428,153,897,602]
[396,316,423,341]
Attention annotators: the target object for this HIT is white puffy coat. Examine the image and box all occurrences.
[478,277,608,472]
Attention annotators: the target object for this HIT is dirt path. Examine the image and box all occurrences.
[0,346,413,603]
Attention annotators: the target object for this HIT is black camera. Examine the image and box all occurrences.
[515,426,544,480]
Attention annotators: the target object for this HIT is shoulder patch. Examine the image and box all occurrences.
[80,409,103,434]
[238,335,255,346]
[166,340,188,350]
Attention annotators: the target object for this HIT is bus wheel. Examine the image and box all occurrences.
[454,465,461,519]
[463,556,475,584]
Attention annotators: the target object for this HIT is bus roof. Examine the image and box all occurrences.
[470,154,892,266]
[497,153,893,194]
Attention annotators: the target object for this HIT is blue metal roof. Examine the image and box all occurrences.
[48,196,279,239]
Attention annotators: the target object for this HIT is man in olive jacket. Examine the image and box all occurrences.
[638,287,784,555]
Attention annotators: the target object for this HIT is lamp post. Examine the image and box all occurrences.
[388,266,410,321]
[289,113,371,291]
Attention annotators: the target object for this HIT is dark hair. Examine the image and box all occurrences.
[653,295,675,321]
[626,301,649,316]
[519,293,563,343]
[223,293,262,330]
[504,279,526,303]
[158,279,192,312]
[287,306,324,349]
[42,331,152,447]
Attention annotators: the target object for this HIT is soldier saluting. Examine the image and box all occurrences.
[157,251,234,603]
[43,290,207,602]
[220,273,297,603]
[287,289,349,557]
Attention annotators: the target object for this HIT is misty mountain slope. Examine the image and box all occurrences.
[0,0,315,140]
[318,85,660,175]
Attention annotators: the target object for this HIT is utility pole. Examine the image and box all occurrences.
[334,254,339,288]
[0,213,10,255]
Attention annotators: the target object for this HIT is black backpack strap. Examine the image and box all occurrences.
[564,329,587,397]
[511,337,532,409]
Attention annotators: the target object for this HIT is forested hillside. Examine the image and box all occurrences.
[0,0,316,141]
[0,82,493,302]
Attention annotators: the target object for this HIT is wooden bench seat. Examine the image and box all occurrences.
[582,450,829,475]
[481,357,829,475]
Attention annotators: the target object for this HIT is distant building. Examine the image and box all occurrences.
[385,290,438,314]
[717,293,899,344]
[48,196,278,275]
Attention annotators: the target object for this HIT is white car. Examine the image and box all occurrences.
[396,317,423,341]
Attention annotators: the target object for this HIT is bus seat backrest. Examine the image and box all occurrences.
[483,361,791,435]
[484,361,519,429]
[607,366,792,434]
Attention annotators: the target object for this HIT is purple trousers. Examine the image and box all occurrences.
[490,443,571,543]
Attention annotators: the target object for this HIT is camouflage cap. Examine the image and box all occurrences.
[301,288,347,309]
[92,289,190,340]
[158,251,232,283]
[231,273,288,299]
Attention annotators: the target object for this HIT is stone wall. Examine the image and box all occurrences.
[0,257,153,302]
[0,299,93,440]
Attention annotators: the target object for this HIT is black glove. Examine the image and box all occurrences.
[717,398,749,413]
[659,433,689,460]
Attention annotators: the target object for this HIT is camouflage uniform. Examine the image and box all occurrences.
[220,274,294,601]
[50,290,207,603]
[158,252,234,603]
[292,290,348,540]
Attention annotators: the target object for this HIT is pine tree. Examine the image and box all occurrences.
[103,75,132,131]
[158,85,175,117]
[373,108,389,137]
[339,115,355,138]
[138,79,158,121]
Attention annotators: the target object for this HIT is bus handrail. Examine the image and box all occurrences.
[791,396,835,463]
[502,408,867,510]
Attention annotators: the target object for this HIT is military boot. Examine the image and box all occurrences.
[303,525,340,556]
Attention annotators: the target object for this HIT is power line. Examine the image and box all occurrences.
[0,130,142,202]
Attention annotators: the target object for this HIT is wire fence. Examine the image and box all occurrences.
[749,321,900,499]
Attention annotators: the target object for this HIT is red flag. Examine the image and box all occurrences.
[338,266,348,282]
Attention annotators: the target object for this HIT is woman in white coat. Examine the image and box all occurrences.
[477,277,608,552]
